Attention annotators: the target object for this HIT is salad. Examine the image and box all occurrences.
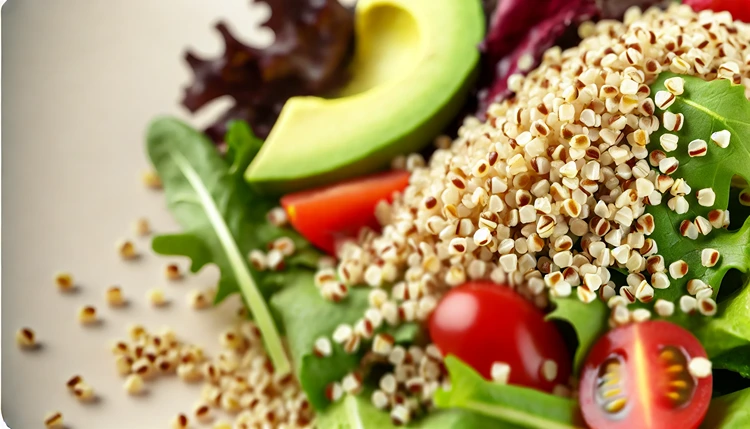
[23,0,750,428]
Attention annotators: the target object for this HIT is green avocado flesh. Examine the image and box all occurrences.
[245,0,485,194]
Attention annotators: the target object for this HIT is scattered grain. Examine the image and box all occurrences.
[171,414,189,429]
[147,288,168,307]
[117,240,138,260]
[78,306,98,325]
[44,411,64,429]
[133,218,151,236]
[141,170,162,189]
[54,272,75,292]
[16,327,37,349]
[124,374,145,395]
[165,263,182,280]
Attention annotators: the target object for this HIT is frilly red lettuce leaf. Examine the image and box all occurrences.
[182,0,354,142]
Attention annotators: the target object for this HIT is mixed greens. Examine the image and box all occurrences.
[145,0,750,427]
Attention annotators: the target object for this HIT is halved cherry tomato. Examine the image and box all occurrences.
[684,0,750,22]
[281,170,410,255]
[579,320,712,429]
[428,281,571,392]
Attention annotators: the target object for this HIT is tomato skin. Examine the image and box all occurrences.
[684,0,750,22]
[579,320,712,429]
[428,282,571,392]
[281,170,410,255]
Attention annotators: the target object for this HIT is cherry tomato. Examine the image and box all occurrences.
[684,0,750,22]
[281,170,410,255]
[579,320,712,429]
[429,281,571,392]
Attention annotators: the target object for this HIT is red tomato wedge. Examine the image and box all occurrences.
[281,170,410,255]
[579,320,712,429]
[684,0,750,22]
[428,282,571,393]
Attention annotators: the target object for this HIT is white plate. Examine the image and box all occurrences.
[1,1,274,427]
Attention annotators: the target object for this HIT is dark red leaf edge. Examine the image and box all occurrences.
[182,0,355,142]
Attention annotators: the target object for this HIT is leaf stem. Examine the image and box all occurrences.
[169,150,291,376]
[462,400,585,429]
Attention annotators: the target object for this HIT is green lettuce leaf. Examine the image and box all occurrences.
[702,388,750,428]
[694,278,750,376]
[271,273,420,410]
[146,117,318,376]
[646,73,750,305]
[318,393,514,429]
[546,297,608,374]
[434,356,585,429]
[641,75,750,377]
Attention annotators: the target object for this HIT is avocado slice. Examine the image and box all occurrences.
[245,0,485,194]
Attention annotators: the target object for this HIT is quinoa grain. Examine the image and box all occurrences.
[116,240,138,260]
[165,263,182,280]
[147,288,168,307]
[141,170,162,189]
[124,374,145,395]
[44,411,64,429]
[16,327,37,349]
[78,305,98,325]
[170,413,189,429]
[54,272,75,292]
[133,217,151,236]
[106,286,126,307]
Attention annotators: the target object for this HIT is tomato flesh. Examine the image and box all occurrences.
[684,0,750,22]
[281,170,410,255]
[579,320,712,429]
[428,282,571,392]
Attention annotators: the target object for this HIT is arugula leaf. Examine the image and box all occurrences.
[318,393,515,429]
[546,297,608,374]
[434,356,585,429]
[270,273,421,410]
[646,73,750,305]
[147,117,301,375]
[701,388,750,428]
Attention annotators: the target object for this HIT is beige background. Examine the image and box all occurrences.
[1,1,278,428]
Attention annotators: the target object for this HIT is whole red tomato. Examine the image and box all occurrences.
[429,281,571,392]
